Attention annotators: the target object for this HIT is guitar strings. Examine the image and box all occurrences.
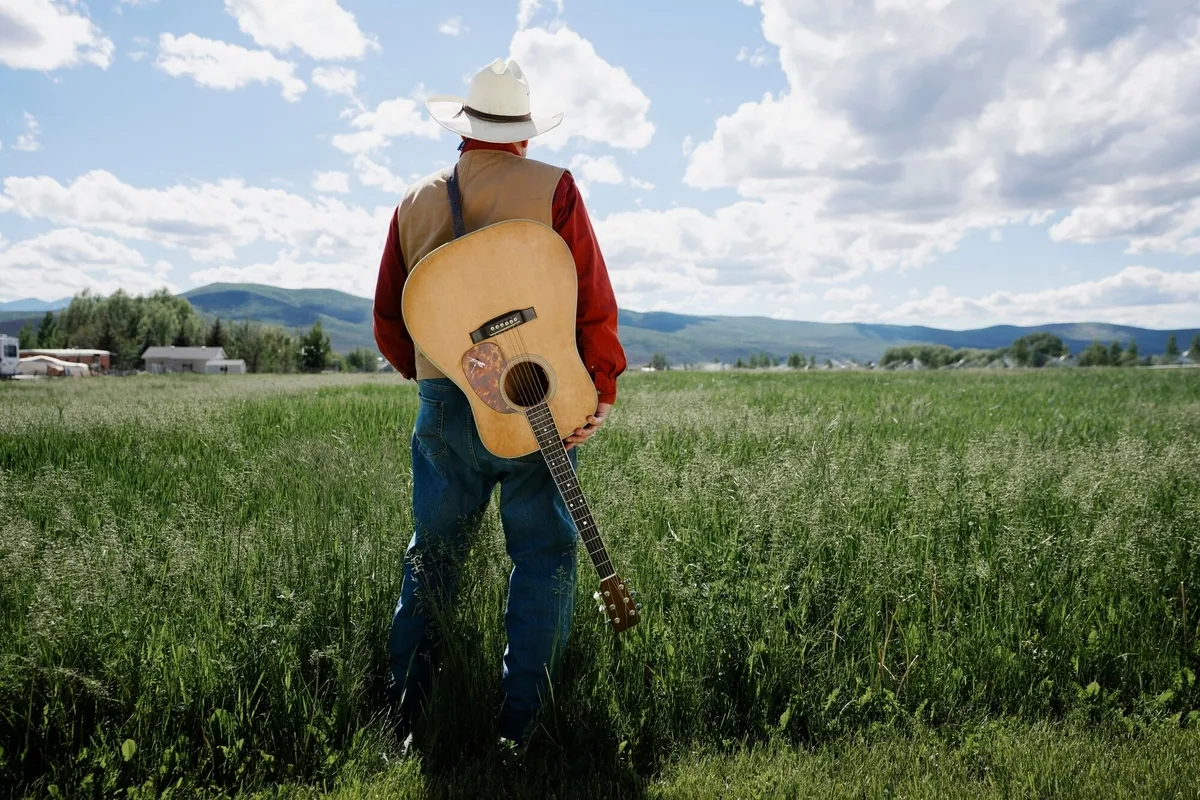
[497,323,614,580]
[510,325,615,580]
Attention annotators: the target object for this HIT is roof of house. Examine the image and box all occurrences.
[142,346,227,360]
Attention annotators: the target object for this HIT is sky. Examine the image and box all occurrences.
[1,0,1199,329]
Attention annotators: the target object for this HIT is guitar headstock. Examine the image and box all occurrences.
[593,574,642,633]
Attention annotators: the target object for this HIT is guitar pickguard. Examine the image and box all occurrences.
[462,342,517,414]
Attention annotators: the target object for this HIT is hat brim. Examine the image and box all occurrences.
[425,95,563,144]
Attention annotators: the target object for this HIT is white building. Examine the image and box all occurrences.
[204,358,246,374]
[141,346,246,374]
[18,355,91,377]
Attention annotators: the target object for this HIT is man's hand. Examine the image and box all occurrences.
[564,402,612,451]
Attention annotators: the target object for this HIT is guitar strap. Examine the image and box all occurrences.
[446,166,467,240]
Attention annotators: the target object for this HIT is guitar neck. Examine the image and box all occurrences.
[524,402,615,580]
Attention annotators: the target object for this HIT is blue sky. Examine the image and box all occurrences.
[1,0,1198,329]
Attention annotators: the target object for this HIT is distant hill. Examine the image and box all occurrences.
[177,282,1200,365]
[181,283,373,354]
[0,298,69,313]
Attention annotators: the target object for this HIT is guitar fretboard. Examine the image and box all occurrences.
[524,402,614,580]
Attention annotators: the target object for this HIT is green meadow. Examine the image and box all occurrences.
[2,369,1198,798]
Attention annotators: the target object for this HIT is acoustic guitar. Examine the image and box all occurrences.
[400,171,641,634]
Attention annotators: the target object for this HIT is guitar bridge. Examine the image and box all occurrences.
[470,307,537,343]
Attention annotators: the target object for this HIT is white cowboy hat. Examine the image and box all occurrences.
[425,58,563,144]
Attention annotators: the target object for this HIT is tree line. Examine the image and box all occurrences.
[882,332,1200,369]
[15,290,382,373]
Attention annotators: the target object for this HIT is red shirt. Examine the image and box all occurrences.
[372,140,627,404]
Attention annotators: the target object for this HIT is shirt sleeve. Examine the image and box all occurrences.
[372,208,417,379]
[552,171,627,404]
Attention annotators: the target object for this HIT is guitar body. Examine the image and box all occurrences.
[401,217,642,633]
[401,219,597,460]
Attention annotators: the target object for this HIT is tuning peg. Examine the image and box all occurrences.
[636,603,643,611]
[608,604,616,611]
[629,590,637,598]
[597,605,605,614]
[604,590,611,598]
[593,591,601,600]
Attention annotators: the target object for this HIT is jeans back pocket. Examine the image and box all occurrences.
[414,395,448,459]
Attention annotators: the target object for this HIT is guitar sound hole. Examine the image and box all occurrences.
[504,360,550,407]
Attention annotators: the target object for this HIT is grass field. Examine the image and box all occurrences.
[2,369,1199,798]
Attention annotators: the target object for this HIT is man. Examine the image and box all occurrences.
[372,58,627,749]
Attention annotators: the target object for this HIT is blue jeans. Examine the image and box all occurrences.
[388,378,579,743]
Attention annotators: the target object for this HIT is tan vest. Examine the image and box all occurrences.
[395,149,566,380]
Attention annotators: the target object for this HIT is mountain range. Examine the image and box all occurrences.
[0,297,70,313]
[179,284,1198,365]
[2,282,1195,365]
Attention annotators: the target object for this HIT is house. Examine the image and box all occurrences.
[20,348,111,372]
[141,346,246,374]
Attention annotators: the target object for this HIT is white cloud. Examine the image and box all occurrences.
[13,113,41,152]
[351,154,408,194]
[0,228,173,302]
[155,33,307,103]
[331,95,443,154]
[517,0,563,30]
[0,0,114,70]
[311,66,363,110]
[438,16,465,36]
[570,154,624,185]
[511,25,654,151]
[1046,167,1200,255]
[312,171,351,194]
[629,177,655,191]
[595,198,997,307]
[1,169,391,268]
[568,154,616,199]
[823,285,872,303]
[736,46,770,67]
[223,0,379,60]
[858,267,1200,328]
[312,66,357,95]
[647,0,1200,297]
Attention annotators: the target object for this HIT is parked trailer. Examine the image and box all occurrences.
[0,335,19,379]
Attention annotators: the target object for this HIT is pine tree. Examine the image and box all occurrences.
[298,321,331,373]
[17,320,37,348]
[206,317,229,349]
[36,312,61,348]
[1165,334,1179,358]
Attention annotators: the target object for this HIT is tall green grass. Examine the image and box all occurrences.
[1,370,1198,797]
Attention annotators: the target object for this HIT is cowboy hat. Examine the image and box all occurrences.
[425,58,563,144]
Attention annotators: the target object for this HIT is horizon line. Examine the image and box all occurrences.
[1,281,1197,334]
